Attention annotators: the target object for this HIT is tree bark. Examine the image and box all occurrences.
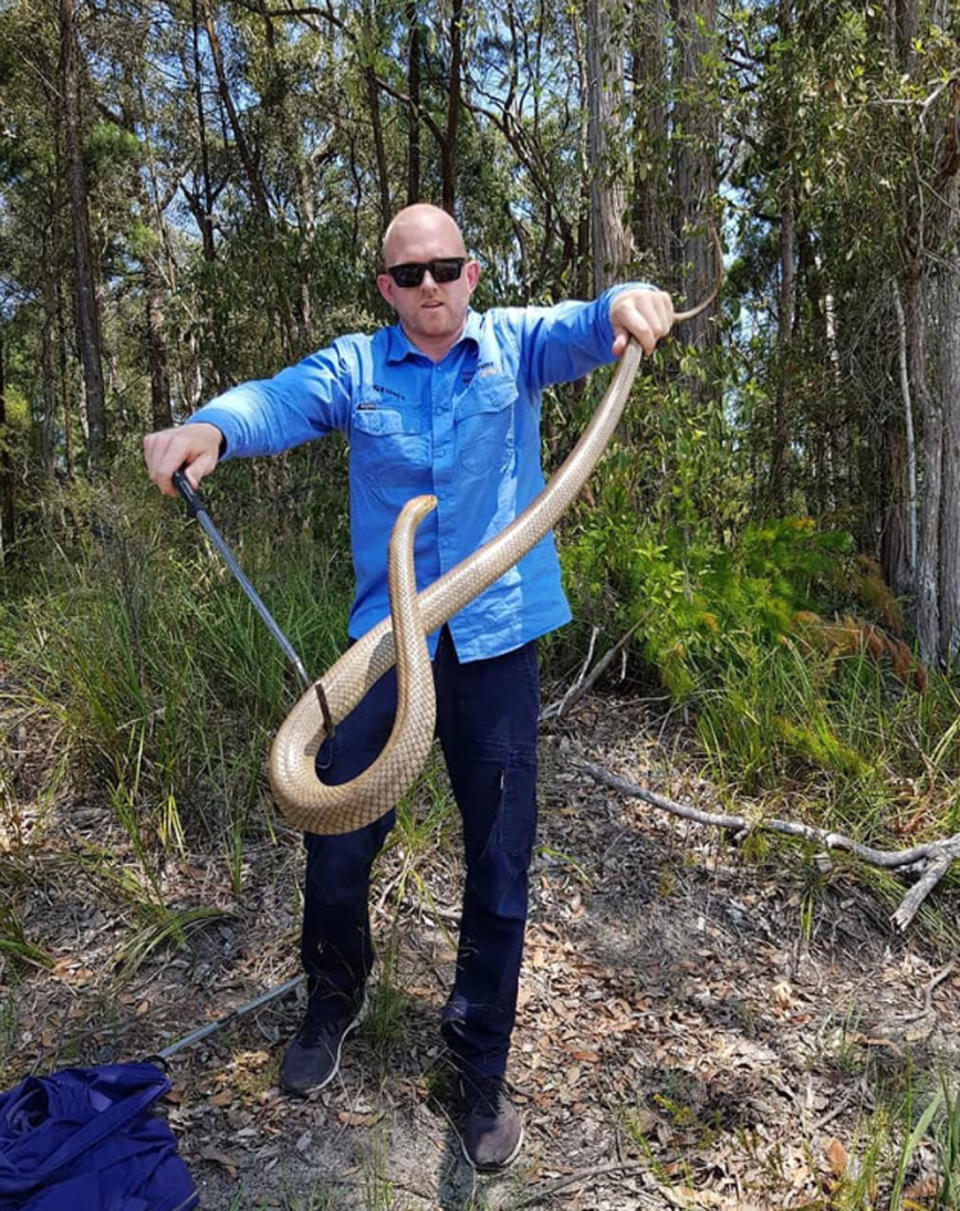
[191,0,216,263]
[406,2,421,205]
[366,63,392,232]
[936,183,960,661]
[59,0,107,462]
[55,278,75,479]
[586,0,632,293]
[911,268,941,661]
[886,281,918,596]
[363,4,392,236]
[441,0,463,212]
[0,327,15,564]
[630,0,670,273]
[881,424,911,599]
[40,228,59,475]
[200,0,271,218]
[145,255,173,431]
[671,0,717,342]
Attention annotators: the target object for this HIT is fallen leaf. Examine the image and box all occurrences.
[902,1176,939,1201]
[199,1147,238,1179]
[772,980,794,1010]
[825,1137,849,1177]
[337,1110,381,1127]
[208,1090,233,1107]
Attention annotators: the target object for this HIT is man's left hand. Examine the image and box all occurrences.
[609,288,675,358]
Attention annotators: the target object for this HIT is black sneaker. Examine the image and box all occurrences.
[459,1073,523,1171]
[280,990,367,1096]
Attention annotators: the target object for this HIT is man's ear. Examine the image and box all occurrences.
[466,260,480,292]
[376,273,395,307]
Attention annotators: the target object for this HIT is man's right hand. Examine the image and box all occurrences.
[143,423,223,497]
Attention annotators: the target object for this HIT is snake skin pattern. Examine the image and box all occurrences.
[268,340,646,834]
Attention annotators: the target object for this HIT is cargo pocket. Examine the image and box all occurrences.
[351,404,430,493]
[497,748,538,860]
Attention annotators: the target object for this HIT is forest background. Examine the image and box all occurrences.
[1,1,960,1205]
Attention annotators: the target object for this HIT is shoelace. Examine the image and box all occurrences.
[463,1075,505,1118]
[298,1003,356,1048]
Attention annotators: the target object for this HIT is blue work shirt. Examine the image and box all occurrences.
[188,286,644,661]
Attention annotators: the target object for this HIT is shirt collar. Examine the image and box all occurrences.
[384,310,482,365]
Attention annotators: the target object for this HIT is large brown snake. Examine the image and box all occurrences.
[269,290,717,834]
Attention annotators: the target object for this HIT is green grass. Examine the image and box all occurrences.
[3,468,352,878]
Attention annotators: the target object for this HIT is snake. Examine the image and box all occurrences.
[269,284,718,834]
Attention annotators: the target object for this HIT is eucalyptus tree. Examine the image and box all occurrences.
[585,0,633,293]
[59,0,107,459]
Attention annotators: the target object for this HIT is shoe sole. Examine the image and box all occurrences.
[459,1118,524,1173]
[283,992,368,1096]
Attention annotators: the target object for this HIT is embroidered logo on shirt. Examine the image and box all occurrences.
[373,383,406,401]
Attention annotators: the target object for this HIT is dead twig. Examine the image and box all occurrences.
[578,759,960,932]
[903,955,958,1023]
[512,1160,659,1209]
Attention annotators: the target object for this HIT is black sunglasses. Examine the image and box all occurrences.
[385,257,466,288]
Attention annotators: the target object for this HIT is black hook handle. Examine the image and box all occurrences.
[171,467,204,518]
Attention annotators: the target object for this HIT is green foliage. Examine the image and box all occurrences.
[0,386,30,431]
[561,445,960,841]
[6,462,352,869]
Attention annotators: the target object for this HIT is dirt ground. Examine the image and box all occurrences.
[3,692,959,1210]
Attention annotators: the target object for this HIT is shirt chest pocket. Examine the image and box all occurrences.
[351,405,430,492]
[455,381,518,475]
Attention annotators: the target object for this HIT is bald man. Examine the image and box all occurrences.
[144,204,673,1171]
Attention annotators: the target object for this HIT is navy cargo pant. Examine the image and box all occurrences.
[300,625,539,1079]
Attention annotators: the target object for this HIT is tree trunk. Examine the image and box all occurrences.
[362,3,392,237]
[886,281,918,595]
[671,0,717,337]
[910,268,941,661]
[630,0,670,274]
[767,179,795,506]
[191,0,216,263]
[200,0,271,217]
[39,228,59,475]
[365,63,392,232]
[55,278,76,479]
[0,327,15,564]
[59,0,107,462]
[881,423,911,600]
[894,0,917,58]
[441,0,463,213]
[406,2,421,205]
[586,0,632,293]
[936,192,960,661]
[145,256,172,431]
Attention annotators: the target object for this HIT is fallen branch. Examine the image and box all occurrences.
[577,760,960,932]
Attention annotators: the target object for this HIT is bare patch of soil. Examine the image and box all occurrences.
[1,693,958,1210]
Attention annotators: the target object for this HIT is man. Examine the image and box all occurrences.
[144,203,674,1171]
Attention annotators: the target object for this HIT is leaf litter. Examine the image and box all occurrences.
[1,690,958,1209]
